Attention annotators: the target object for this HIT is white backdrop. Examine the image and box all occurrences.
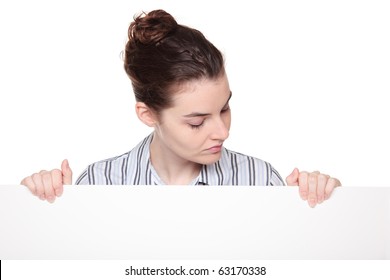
[0,0,389,186]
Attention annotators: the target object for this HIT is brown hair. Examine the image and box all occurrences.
[124,9,224,112]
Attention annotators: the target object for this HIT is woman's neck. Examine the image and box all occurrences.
[149,135,202,185]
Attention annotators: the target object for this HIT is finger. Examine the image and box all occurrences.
[298,171,309,200]
[51,169,64,197]
[41,172,56,203]
[316,174,329,204]
[61,159,73,185]
[286,168,299,186]
[307,173,318,208]
[32,173,45,200]
[21,176,37,196]
[325,177,341,200]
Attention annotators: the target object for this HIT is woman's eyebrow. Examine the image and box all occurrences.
[225,91,232,105]
[183,91,232,118]
[183,112,211,118]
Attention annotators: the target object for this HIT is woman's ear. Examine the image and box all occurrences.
[135,102,158,127]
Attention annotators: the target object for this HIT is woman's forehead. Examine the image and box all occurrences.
[170,75,230,105]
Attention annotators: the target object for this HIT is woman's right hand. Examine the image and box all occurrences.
[20,159,73,203]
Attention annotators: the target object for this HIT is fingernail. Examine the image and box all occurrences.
[300,191,307,200]
[47,196,55,203]
[309,198,317,208]
[39,195,45,200]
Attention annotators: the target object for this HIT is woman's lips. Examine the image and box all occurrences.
[207,144,222,153]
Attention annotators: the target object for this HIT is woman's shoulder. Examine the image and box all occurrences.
[75,135,153,185]
[221,147,270,167]
[74,151,132,185]
[213,147,285,186]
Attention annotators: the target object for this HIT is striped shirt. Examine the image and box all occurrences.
[75,134,285,186]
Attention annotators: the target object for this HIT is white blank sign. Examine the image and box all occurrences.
[0,185,389,259]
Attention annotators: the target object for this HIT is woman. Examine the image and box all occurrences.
[20,9,341,207]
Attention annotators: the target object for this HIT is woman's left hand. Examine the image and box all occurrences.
[286,168,341,208]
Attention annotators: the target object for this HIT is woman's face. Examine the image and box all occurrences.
[154,74,232,165]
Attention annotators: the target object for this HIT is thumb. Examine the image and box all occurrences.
[61,159,73,185]
[286,167,299,186]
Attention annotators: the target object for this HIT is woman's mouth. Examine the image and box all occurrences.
[207,144,222,153]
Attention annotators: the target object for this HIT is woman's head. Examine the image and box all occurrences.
[124,9,225,113]
[124,10,231,166]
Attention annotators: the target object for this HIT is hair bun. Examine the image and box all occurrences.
[129,9,178,45]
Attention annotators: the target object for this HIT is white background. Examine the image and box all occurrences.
[0,0,389,186]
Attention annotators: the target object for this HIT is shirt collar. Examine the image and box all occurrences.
[143,133,227,186]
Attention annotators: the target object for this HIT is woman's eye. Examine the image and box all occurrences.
[221,105,230,112]
[189,122,204,129]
